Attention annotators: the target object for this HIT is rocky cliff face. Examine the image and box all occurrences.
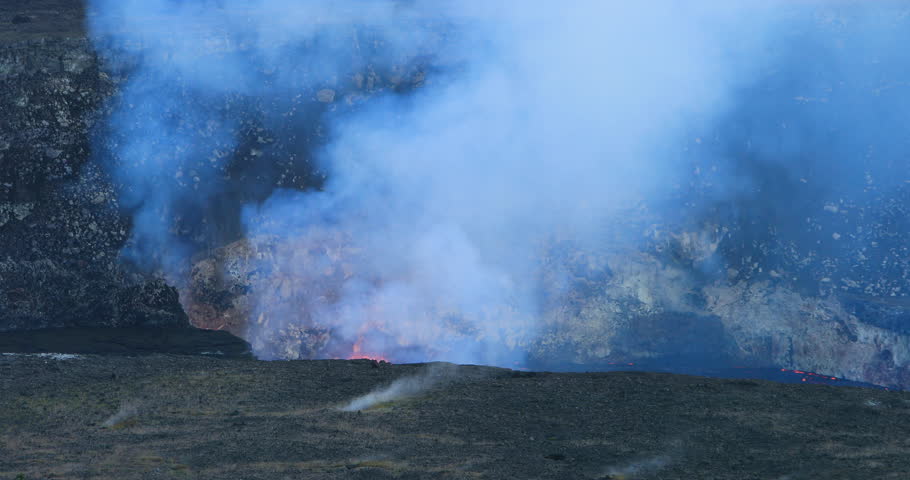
[0,37,188,331]
[0,15,426,334]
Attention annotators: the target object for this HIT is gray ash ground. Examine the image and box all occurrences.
[2,3,910,478]
[2,355,910,479]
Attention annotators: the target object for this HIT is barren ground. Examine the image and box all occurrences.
[2,2,910,478]
[2,355,910,479]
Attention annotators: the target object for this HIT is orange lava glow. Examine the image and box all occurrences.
[780,368,838,382]
[346,335,389,362]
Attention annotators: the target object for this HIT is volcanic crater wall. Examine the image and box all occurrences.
[2,2,910,389]
[0,37,189,331]
[0,15,432,333]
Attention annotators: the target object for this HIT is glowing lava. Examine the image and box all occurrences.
[779,368,838,383]
[347,335,389,362]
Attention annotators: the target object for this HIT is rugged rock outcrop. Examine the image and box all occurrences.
[532,244,910,389]
[185,232,910,389]
[0,36,192,331]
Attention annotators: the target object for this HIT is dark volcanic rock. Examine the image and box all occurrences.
[0,326,251,357]
[0,37,188,332]
[115,279,190,329]
[0,1,85,44]
[842,294,910,335]
[0,10,427,334]
[0,261,190,332]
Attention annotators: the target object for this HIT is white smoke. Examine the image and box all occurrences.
[101,401,141,428]
[89,0,851,366]
[240,1,782,364]
[340,363,457,412]
[603,454,672,479]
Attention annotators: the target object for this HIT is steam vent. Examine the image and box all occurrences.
[3,1,910,478]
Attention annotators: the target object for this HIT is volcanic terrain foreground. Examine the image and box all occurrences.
[2,356,909,479]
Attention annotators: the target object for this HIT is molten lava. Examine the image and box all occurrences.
[346,335,389,362]
[779,368,838,383]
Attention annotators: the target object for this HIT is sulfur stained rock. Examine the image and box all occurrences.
[185,229,910,388]
[704,281,910,389]
[316,88,336,103]
[530,246,910,389]
[184,231,360,357]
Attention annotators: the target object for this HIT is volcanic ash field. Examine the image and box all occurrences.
[3,354,910,480]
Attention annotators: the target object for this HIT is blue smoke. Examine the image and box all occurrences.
[235,1,778,364]
[86,0,447,275]
[687,6,910,295]
[87,1,910,367]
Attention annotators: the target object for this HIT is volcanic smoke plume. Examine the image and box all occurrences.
[340,363,457,412]
[87,1,910,371]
